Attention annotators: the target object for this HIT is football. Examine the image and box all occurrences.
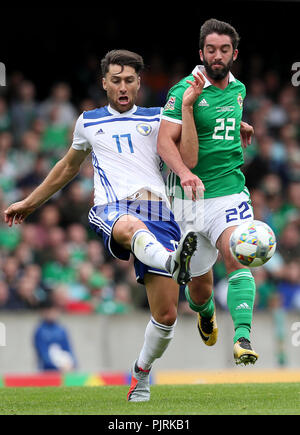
[230,220,276,267]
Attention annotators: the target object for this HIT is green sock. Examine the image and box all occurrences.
[227,269,256,344]
[185,286,215,318]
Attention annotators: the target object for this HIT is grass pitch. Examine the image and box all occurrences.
[0,383,299,415]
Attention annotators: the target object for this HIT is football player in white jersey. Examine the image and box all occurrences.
[3,50,197,402]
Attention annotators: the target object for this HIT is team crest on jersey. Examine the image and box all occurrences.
[164,96,176,111]
[136,123,152,136]
[237,93,243,109]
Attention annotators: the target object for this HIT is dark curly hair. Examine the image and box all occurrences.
[101,49,144,77]
[199,18,240,51]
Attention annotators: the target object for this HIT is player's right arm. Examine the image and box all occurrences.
[4,146,91,227]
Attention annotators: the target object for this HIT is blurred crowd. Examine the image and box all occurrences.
[0,53,300,330]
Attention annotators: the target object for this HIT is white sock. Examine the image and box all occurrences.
[137,316,177,370]
[131,230,171,271]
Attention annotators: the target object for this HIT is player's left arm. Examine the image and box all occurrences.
[240,121,254,148]
[157,120,204,201]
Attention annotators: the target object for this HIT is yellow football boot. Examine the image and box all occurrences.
[197,312,218,346]
[234,337,259,365]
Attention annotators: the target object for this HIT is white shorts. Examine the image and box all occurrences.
[171,190,254,277]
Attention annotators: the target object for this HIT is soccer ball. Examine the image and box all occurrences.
[230,220,276,267]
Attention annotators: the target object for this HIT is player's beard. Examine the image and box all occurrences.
[202,55,234,81]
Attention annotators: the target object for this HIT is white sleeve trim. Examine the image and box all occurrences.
[161,115,183,125]
[71,113,92,151]
[71,143,91,151]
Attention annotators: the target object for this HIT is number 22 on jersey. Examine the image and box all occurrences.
[212,118,236,140]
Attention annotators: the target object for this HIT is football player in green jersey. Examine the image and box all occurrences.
[157,18,258,365]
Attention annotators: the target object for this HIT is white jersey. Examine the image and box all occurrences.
[71,104,167,206]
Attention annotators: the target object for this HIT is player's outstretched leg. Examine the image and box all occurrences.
[168,231,197,286]
[115,217,196,286]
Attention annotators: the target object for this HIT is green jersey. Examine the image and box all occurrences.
[163,66,246,199]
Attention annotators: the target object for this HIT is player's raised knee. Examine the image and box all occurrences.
[113,217,144,248]
[155,309,177,327]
